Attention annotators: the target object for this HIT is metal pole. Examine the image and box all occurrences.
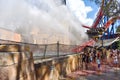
[44,45,47,59]
[57,41,59,57]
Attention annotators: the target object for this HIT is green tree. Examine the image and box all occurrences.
[90,0,120,17]
[116,25,120,49]
[116,25,120,32]
[116,40,120,49]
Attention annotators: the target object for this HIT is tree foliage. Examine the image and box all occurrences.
[116,25,120,32]
[116,40,120,49]
[116,25,120,49]
[90,0,120,17]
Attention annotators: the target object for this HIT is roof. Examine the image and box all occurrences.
[95,37,119,47]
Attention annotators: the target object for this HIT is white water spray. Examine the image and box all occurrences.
[0,0,88,45]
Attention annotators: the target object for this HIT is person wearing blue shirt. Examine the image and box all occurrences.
[96,57,101,70]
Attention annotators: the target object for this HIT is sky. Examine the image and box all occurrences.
[67,0,120,27]
[0,0,99,32]
[0,0,92,44]
[0,0,119,44]
[67,0,99,26]
[0,0,119,31]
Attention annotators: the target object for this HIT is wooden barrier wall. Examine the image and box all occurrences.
[0,45,36,80]
[34,54,82,80]
[0,44,82,80]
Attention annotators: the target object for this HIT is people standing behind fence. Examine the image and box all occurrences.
[106,49,110,64]
[113,52,118,68]
[93,49,96,62]
[90,52,93,63]
[82,52,86,70]
[117,50,120,67]
[96,57,101,71]
[117,49,120,58]
[82,49,91,70]
[86,52,90,70]
[110,49,113,58]
[96,50,100,59]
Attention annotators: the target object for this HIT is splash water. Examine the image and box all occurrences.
[0,0,88,45]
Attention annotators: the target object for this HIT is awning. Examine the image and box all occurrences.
[95,37,119,47]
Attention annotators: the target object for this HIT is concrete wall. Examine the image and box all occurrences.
[0,45,36,80]
[31,33,71,45]
[0,28,21,42]
[34,54,81,80]
[0,44,82,80]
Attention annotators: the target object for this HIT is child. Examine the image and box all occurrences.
[96,57,101,70]
[113,53,118,67]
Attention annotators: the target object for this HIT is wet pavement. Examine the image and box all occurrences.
[85,69,120,80]
[67,69,120,80]
[67,63,120,80]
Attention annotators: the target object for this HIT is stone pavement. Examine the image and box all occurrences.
[85,69,120,80]
[67,62,120,80]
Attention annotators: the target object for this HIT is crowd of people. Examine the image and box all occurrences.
[81,47,120,71]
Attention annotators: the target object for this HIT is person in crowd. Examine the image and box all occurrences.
[93,48,96,62]
[96,57,101,71]
[90,53,93,63]
[86,53,90,70]
[113,53,118,68]
[106,49,110,64]
[82,52,86,70]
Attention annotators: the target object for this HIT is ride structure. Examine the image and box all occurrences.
[72,0,120,53]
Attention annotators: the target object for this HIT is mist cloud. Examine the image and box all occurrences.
[0,0,88,44]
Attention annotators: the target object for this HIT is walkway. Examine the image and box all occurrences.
[67,62,120,80]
